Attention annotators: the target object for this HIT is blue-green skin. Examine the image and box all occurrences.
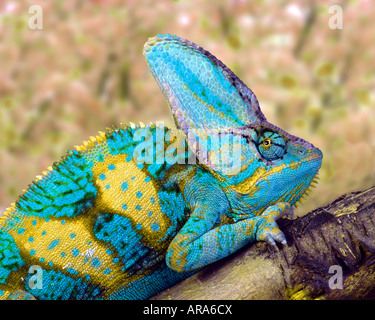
[0,34,322,300]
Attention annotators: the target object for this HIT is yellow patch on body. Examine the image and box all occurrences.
[7,214,139,297]
[92,154,172,251]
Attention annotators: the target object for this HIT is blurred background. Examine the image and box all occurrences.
[0,0,374,217]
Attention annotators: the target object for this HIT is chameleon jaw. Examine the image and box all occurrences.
[293,173,320,209]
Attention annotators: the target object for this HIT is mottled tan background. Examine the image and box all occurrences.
[0,0,374,217]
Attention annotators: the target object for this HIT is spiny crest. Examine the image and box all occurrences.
[73,130,107,153]
[34,120,159,181]
[0,121,159,223]
[294,174,320,208]
[0,203,16,225]
[73,121,158,153]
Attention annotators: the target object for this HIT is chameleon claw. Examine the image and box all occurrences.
[270,229,287,246]
[256,208,288,247]
[263,230,287,250]
[264,232,277,248]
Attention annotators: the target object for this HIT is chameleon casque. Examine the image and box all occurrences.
[0,34,322,300]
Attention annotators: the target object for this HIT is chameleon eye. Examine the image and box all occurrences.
[256,131,286,161]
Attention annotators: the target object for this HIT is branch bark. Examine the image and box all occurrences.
[151,186,375,300]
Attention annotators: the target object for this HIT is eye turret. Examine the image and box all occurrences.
[256,131,287,161]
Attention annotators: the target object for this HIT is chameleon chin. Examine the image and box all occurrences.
[0,34,322,300]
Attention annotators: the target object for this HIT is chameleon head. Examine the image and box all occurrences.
[226,121,323,209]
[143,34,323,210]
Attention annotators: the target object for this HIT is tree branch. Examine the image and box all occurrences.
[151,186,375,300]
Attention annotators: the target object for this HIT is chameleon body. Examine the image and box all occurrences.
[0,34,322,300]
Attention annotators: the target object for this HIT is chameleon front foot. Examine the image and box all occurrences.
[256,225,287,247]
[256,202,292,247]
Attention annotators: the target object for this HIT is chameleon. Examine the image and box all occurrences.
[0,34,322,300]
